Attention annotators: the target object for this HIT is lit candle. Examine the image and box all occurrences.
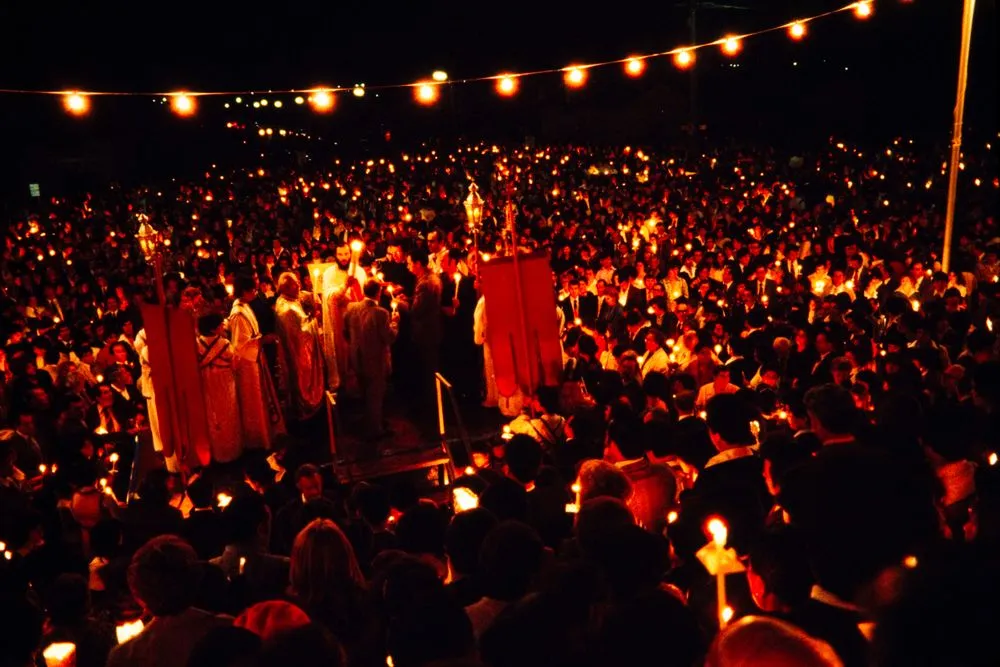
[707,518,731,628]
[239,556,247,575]
[116,619,145,645]
[217,492,232,508]
[43,643,76,667]
[453,272,462,299]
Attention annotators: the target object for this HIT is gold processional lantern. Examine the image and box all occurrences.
[464,182,484,231]
[135,213,162,260]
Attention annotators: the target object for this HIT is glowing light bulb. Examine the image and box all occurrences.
[563,66,587,88]
[624,58,646,77]
[414,82,439,105]
[721,36,741,56]
[854,1,873,19]
[273,100,283,108]
[788,21,807,40]
[496,75,518,97]
[63,92,90,116]
[294,95,305,104]
[673,49,695,69]
[170,93,196,117]
[309,89,335,112]
[431,70,448,82]
[352,86,365,97]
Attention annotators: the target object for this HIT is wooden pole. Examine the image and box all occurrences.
[942,0,977,272]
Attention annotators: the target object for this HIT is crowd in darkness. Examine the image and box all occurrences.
[1,134,1000,667]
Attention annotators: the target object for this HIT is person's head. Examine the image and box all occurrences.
[644,329,665,354]
[386,589,474,667]
[295,464,323,502]
[127,535,202,616]
[43,573,90,627]
[705,394,754,449]
[362,279,381,300]
[186,474,215,510]
[407,248,430,276]
[334,243,352,270]
[349,482,391,528]
[746,526,814,613]
[289,519,366,609]
[803,384,857,442]
[258,624,345,667]
[504,434,542,485]
[223,491,271,547]
[674,390,697,417]
[234,601,311,641]
[233,274,257,302]
[479,521,543,602]
[110,341,130,364]
[187,626,262,667]
[713,365,732,388]
[445,507,499,579]
[706,616,843,667]
[277,272,300,299]
[576,459,632,503]
[395,502,449,565]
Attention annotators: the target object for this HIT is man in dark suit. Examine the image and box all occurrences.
[271,464,343,555]
[749,265,778,302]
[596,285,626,339]
[560,279,598,328]
[107,536,230,667]
[212,492,291,607]
[344,280,399,447]
[676,394,769,559]
[86,383,134,434]
[624,311,652,355]
[182,475,226,560]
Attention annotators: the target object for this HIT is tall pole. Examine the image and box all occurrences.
[942,0,977,272]
[688,0,698,145]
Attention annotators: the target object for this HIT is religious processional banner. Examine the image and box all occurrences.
[480,253,563,397]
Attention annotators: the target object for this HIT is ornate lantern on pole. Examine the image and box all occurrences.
[135,212,167,304]
[464,182,484,266]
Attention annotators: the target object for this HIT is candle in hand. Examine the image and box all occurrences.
[453,272,462,299]
[43,643,76,667]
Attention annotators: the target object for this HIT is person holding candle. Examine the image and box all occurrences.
[196,313,242,464]
[343,280,399,449]
[229,274,286,451]
[320,242,368,394]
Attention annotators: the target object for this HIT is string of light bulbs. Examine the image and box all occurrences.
[0,1,876,117]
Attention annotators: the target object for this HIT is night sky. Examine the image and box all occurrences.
[0,1,996,193]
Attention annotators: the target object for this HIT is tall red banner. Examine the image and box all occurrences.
[140,304,212,469]
[480,254,563,397]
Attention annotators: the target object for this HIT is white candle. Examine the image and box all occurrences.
[43,643,75,667]
[453,272,462,299]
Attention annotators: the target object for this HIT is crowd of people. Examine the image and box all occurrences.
[1,134,999,667]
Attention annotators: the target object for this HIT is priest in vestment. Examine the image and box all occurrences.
[133,328,179,472]
[229,274,286,449]
[275,271,325,421]
[196,313,242,464]
[320,242,367,394]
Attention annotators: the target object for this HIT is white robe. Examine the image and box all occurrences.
[320,264,367,392]
[229,301,286,450]
[197,335,242,463]
[473,296,498,407]
[134,329,179,473]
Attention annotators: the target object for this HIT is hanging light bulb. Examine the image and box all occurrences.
[294,95,305,104]
[495,74,518,97]
[63,92,90,116]
[563,66,587,88]
[673,49,695,69]
[170,93,196,117]
[414,82,439,105]
[309,89,335,112]
[853,1,873,19]
[788,21,807,40]
[624,58,646,77]
[721,36,742,56]
[431,70,448,82]
[352,85,366,97]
